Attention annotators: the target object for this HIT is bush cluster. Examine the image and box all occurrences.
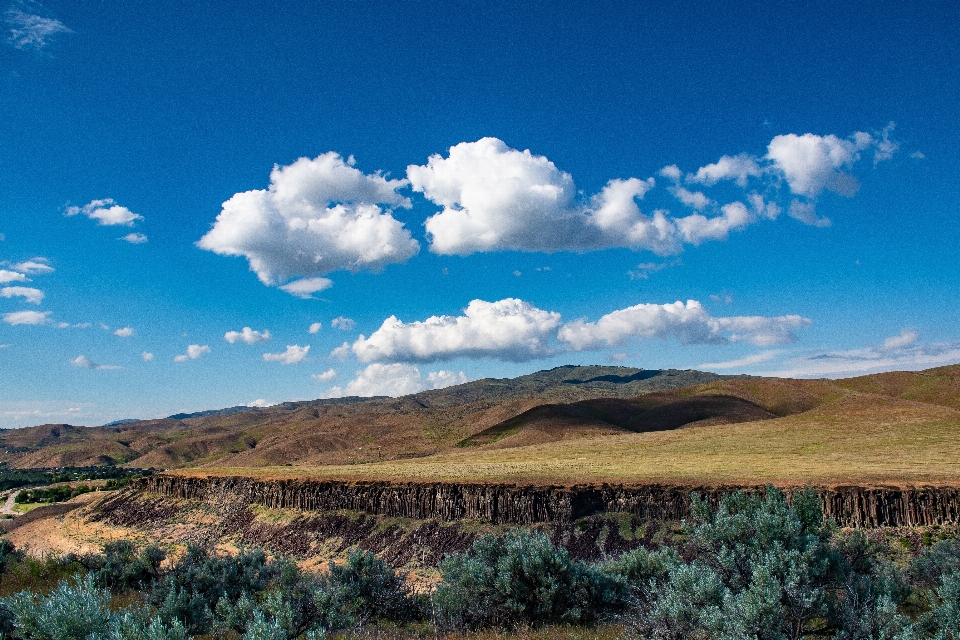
[3,487,960,638]
[15,486,95,505]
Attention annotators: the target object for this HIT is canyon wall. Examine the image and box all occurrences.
[141,474,960,528]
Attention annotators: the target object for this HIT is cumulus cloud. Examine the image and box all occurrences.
[312,368,337,382]
[142,351,154,361]
[308,322,322,334]
[224,327,271,344]
[263,344,309,364]
[351,298,562,363]
[687,154,763,187]
[558,300,810,350]
[174,344,209,362]
[12,258,53,274]
[411,131,893,258]
[247,399,273,407]
[331,316,355,331]
[197,152,419,293]
[345,298,809,364]
[70,355,121,370]
[120,233,148,244]
[2,310,51,325]
[765,331,960,378]
[320,363,468,398]
[0,286,43,304]
[410,138,678,255]
[278,277,332,299]
[765,132,872,198]
[0,270,28,284]
[329,342,351,361]
[5,7,70,50]
[883,329,919,350]
[66,199,144,226]
[113,326,134,337]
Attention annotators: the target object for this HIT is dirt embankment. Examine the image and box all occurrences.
[141,474,960,528]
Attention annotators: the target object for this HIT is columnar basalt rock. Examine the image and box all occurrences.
[139,475,960,528]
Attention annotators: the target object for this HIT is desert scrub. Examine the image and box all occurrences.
[432,529,621,631]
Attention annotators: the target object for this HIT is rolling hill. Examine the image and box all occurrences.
[3,364,960,485]
[0,366,743,469]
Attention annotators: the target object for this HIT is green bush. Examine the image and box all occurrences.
[325,548,415,626]
[3,573,191,640]
[152,546,275,634]
[91,540,166,592]
[433,529,620,630]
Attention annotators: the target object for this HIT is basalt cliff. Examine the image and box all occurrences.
[140,474,960,528]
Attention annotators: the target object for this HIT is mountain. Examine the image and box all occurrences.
[1,364,958,471]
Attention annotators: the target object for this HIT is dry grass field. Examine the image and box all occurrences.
[5,364,960,487]
[179,370,960,487]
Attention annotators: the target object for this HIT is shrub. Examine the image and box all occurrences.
[152,545,275,634]
[433,529,620,630]
[3,573,113,640]
[92,540,166,592]
[325,548,415,626]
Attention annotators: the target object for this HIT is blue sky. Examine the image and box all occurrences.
[0,0,958,428]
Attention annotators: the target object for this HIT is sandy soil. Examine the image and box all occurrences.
[3,492,143,557]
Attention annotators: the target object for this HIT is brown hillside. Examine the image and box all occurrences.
[2,363,959,473]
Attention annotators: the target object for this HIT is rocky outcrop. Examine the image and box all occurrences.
[140,475,960,528]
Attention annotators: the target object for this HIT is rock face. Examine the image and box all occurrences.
[141,475,960,528]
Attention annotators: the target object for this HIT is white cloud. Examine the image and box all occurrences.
[331,316,356,331]
[197,152,419,293]
[3,310,51,325]
[120,232,148,244]
[247,399,273,407]
[410,132,891,257]
[687,154,763,187]
[786,200,830,227]
[263,344,309,365]
[66,199,144,226]
[279,277,333,299]
[675,201,753,244]
[70,355,121,370]
[410,138,679,256]
[142,351,154,361]
[628,260,678,280]
[70,355,92,368]
[0,286,43,304]
[351,298,562,363]
[883,329,919,350]
[765,333,960,378]
[345,298,810,364]
[698,350,782,370]
[224,327,271,344]
[320,363,468,398]
[309,322,322,334]
[330,341,351,361]
[5,8,70,50]
[0,270,28,283]
[113,326,134,337]
[312,368,337,382]
[174,344,210,362]
[558,300,810,351]
[12,258,53,274]
[426,369,469,388]
[766,132,872,198]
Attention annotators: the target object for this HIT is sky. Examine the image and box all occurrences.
[0,0,958,428]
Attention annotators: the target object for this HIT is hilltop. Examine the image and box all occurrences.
[4,363,960,487]
[0,366,740,469]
